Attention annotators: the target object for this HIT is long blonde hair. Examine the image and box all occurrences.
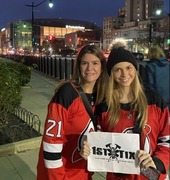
[106,71,148,130]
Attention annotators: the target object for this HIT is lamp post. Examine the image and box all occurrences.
[156,9,170,49]
[148,9,170,46]
[25,0,53,53]
[149,24,153,44]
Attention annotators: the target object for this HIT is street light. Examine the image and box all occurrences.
[149,8,170,45]
[156,9,170,17]
[155,9,170,48]
[25,0,54,53]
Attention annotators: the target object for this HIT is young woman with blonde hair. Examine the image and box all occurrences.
[81,44,170,180]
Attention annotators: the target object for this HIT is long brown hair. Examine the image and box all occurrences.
[55,45,109,104]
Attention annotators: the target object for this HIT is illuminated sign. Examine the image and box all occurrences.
[48,35,55,41]
[65,25,85,30]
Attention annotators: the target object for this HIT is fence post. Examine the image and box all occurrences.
[60,57,65,80]
[39,56,42,72]
[54,57,60,79]
[51,57,55,77]
[43,56,45,73]
[48,57,51,75]
[44,57,47,74]
[65,57,72,80]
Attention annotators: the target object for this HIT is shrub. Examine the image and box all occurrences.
[0,61,22,124]
[17,63,31,86]
[6,62,31,86]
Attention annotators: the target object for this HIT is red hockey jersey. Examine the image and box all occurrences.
[97,90,170,180]
[37,83,95,180]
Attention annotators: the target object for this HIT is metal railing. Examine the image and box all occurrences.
[0,106,41,144]
[14,106,41,133]
[21,55,75,80]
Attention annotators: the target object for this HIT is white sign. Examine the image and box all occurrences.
[65,25,85,29]
[87,132,140,175]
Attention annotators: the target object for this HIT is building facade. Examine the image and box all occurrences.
[124,0,164,26]
[0,18,100,55]
[103,0,169,52]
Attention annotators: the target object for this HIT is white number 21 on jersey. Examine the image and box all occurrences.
[46,119,62,138]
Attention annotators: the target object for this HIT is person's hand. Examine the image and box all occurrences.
[80,140,91,160]
[137,150,156,170]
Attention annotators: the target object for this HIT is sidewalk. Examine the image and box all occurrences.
[0,66,105,180]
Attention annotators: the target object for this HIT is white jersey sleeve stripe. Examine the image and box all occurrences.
[157,135,170,148]
[44,159,63,168]
[43,141,63,153]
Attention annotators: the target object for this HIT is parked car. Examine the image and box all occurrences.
[132,52,144,61]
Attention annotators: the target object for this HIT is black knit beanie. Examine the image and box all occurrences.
[107,47,138,75]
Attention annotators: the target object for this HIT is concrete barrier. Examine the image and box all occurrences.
[0,136,42,157]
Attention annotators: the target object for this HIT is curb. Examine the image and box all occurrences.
[0,136,42,157]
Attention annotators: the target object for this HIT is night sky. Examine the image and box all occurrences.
[0,0,169,29]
